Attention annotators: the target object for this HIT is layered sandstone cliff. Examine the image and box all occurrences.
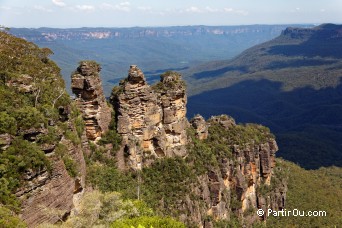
[71,61,112,141]
[15,114,88,227]
[110,66,188,170]
[186,115,286,226]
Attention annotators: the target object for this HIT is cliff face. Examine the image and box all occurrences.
[281,23,342,40]
[16,130,87,226]
[17,62,113,227]
[181,115,286,226]
[110,66,188,170]
[109,66,286,226]
[71,61,112,141]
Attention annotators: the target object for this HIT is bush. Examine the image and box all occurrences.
[0,138,50,206]
[0,206,26,228]
[13,106,46,130]
[111,216,186,228]
[55,143,78,178]
[0,112,16,135]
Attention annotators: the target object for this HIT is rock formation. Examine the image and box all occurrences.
[109,67,286,226]
[190,114,208,140]
[182,115,286,227]
[15,114,88,227]
[71,61,112,141]
[111,66,188,170]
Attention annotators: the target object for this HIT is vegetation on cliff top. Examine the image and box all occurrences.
[0,31,82,225]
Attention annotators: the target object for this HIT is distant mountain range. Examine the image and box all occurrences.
[186,23,342,169]
[10,24,312,94]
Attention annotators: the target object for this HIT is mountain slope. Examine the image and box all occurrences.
[186,24,342,169]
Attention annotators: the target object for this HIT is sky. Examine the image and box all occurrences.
[1,0,342,28]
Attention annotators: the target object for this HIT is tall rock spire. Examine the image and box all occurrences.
[71,61,112,141]
[110,66,188,170]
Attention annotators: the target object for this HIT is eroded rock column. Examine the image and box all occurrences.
[71,61,112,141]
[111,66,188,170]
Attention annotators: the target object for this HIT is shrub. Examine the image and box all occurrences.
[13,106,46,130]
[0,112,16,135]
[111,216,186,228]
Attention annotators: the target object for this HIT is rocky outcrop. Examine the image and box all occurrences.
[111,66,188,170]
[0,133,13,150]
[208,114,236,129]
[184,115,286,226]
[71,61,112,141]
[16,120,88,227]
[190,114,208,140]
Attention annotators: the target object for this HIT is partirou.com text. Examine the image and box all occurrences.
[257,208,327,217]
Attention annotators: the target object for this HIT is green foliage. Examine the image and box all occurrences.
[213,216,241,228]
[0,206,26,228]
[186,129,219,175]
[152,71,186,93]
[39,190,160,228]
[141,157,195,215]
[0,30,82,226]
[267,159,342,227]
[55,143,77,177]
[64,129,81,145]
[111,216,186,228]
[111,85,124,97]
[74,115,85,138]
[63,157,78,178]
[0,138,50,207]
[207,122,273,146]
[0,112,17,135]
[87,163,137,199]
[13,106,46,130]
[98,115,122,153]
[36,126,60,145]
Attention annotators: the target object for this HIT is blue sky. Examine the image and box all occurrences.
[1,0,342,28]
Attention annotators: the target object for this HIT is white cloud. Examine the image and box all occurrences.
[52,0,66,7]
[182,6,248,15]
[76,5,95,11]
[34,5,53,12]
[186,6,202,13]
[100,2,131,12]
[205,7,220,13]
[223,7,248,16]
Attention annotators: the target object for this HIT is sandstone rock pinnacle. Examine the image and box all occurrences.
[111,66,188,170]
[71,61,112,141]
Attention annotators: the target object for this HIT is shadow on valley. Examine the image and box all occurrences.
[192,65,248,79]
[188,78,342,169]
[265,59,338,70]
